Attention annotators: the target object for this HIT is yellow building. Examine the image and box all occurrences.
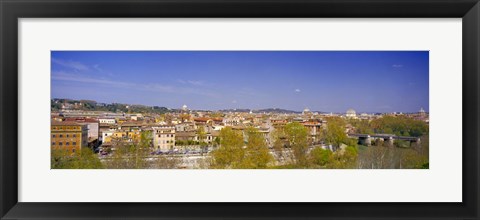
[51,121,88,154]
[102,131,126,143]
[152,126,175,151]
[128,130,142,142]
[102,130,142,143]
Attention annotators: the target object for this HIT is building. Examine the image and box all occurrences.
[223,116,242,126]
[301,121,323,141]
[419,107,426,116]
[302,107,311,115]
[101,130,115,143]
[51,121,88,153]
[257,127,273,147]
[152,126,176,151]
[346,109,357,118]
[175,131,197,142]
[64,117,99,143]
[129,114,143,121]
[194,117,212,125]
[175,122,196,132]
[99,118,116,124]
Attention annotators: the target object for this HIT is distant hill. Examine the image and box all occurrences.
[52,98,325,115]
[219,108,301,114]
[51,98,172,114]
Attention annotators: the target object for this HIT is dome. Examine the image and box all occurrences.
[346,109,357,118]
[303,108,310,112]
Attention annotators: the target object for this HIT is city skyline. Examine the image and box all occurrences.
[51,51,429,113]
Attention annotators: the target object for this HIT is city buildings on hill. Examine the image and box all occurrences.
[51,100,429,156]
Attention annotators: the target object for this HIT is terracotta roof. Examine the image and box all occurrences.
[51,121,83,126]
[212,118,223,122]
[64,117,98,123]
[120,122,144,127]
[194,117,210,122]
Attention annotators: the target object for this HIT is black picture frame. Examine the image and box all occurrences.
[1,0,479,219]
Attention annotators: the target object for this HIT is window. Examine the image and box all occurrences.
[59,134,63,138]
[66,142,70,146]
[72,142,76,145]
[52,134,56,138]
[59,142,63,146]
[51,142,55,145]
[66,134,69,138]
[73,134,76,137]
[72,149,76,153]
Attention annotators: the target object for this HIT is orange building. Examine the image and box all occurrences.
[51,121,88,154]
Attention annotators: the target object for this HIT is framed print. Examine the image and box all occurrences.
[1,0,479,219]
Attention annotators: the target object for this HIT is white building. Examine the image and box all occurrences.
[152,126,176,151]
[223,116,242,126]
[100,130,115,142]
[212,125,225,131]
[419,107,426,116]
[302,107,311,115]
[129,114,143,121]
[99,118,116,124]
[346,109,357,118]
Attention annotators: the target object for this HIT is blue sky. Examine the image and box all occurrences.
[51,51,429,113]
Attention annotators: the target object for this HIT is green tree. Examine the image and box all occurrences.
[134,131,152,168]
[271,126,290,164]
[73,147,104,168]
[104,139,135,169]
[284,122,309,166]
[197,126,207,155]
[330,146,358,169]
[324,117,348,149]
[213,137,220,147]
[370,115,428,137]
[241,127,274,168]
[211,127,245,169]
[309,147,333,168]
[104,131,152,169]
[349,119,374,134]
[51,149,73,169]
[51,147,103,169]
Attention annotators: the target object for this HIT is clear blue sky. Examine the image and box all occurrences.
[51,51,429,113]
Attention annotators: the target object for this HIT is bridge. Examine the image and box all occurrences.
[347,133,421,147]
